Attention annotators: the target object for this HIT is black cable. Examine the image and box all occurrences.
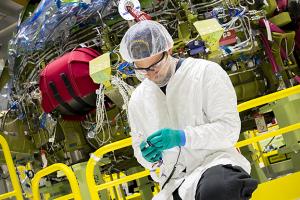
[161,147,182,190]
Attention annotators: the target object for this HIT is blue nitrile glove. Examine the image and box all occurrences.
[140,141,162,163]
[147,128,186,151]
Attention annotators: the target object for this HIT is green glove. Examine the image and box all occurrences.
[147,128,186,151]
[140,141,162,163]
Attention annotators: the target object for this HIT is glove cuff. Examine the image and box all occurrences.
[179,130,186,146]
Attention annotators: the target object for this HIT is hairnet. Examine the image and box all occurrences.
[119,20,174,62]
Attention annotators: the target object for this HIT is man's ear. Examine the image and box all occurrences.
[167,48,173,55]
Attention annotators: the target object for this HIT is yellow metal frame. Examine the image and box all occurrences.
[86,85,300,199]
[0,135,23,200]
[31,163,82,200]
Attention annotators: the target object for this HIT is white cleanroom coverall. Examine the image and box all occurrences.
[128,57,251,200]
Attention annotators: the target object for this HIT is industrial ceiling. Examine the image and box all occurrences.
[0,0,26,61]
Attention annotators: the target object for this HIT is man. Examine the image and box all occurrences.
[120,20,258,200]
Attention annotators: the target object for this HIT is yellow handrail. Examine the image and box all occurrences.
[97,170,151,191]
[86,138,132,200]
[238,84,300,112]
[236,122,300,148]
[86,85,300,199]
[0,135,23,200]
[54,194,75,200]
[31,163,82,200]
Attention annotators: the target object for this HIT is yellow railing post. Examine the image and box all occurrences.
[0,135,23,200]
[85,85,300,199]
[31,163,82,200]
[86,137,133,200]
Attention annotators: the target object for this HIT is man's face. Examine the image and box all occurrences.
[133,51,173,85]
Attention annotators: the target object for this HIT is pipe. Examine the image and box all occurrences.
[260,33,280,73]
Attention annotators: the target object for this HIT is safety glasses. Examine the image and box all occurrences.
[132,52,167,74]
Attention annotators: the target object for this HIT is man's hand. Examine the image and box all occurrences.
[140,141,162,163]
[147,128,185,151]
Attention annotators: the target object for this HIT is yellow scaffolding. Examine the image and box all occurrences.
[0,134,23,200]
[85,85,300,199]
[31,163,82,200]
[2,85,300,199]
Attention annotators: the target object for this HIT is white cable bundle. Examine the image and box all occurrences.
[94,84,115,145]
[94,84,108,144]
[92,77,134,146]
[111,75,134,117]
[32,88,42,101]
